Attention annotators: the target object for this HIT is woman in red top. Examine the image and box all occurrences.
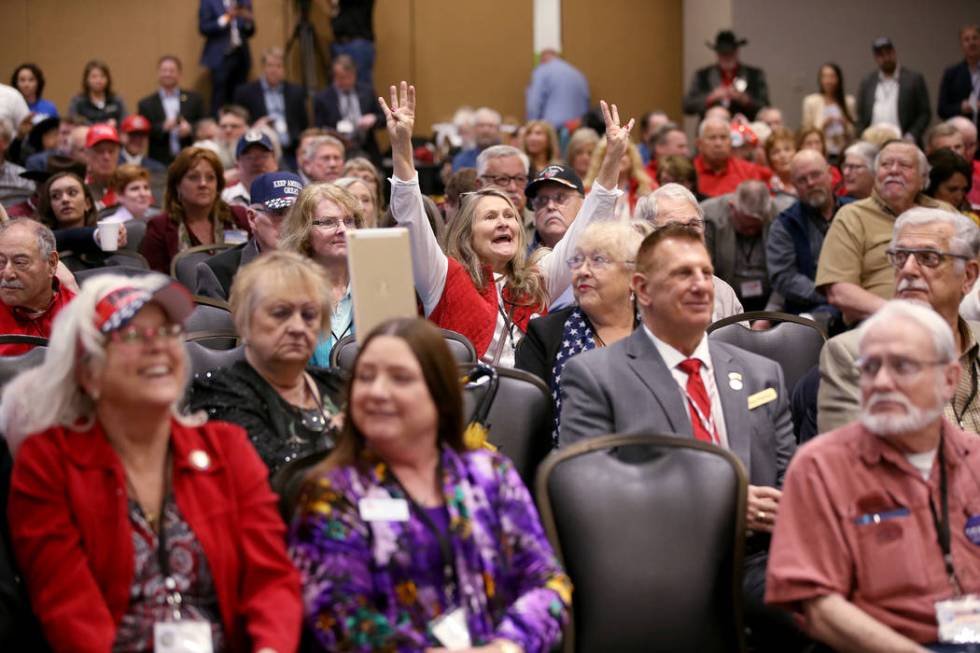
[1,273,300,653]
[385,82,632,365]
[140,147,249,273]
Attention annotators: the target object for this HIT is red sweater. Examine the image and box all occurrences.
[140,204,250,273]
[694,154,772,197]
[9,418,301,653]
[0,280,75,355]
[429,257,546,358]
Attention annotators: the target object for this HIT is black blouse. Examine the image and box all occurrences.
[186,361,345,475]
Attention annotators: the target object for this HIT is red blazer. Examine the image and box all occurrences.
[140,204,250,273]
[8,418,301,653]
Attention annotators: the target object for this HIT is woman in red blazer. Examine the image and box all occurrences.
[1,272,300,653]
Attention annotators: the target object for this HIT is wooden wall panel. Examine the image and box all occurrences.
[562,0,684,124]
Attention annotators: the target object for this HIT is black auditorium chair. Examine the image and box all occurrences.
[0,336,48,389]
[707,311,825,393]
[184,337,245,378]
[171,243,238,289]
[536,433,748,653]
[330,329,476,370]
[184,297,237,350]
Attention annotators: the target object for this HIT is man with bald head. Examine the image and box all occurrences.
[815,140,955,324]
[694,116,772,197]
[767,150,855,316]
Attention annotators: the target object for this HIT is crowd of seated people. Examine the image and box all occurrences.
[0,16,979,653]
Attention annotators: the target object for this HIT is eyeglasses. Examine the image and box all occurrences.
[566,254,634,270]
[658,218,705,231]
[855,354,946,380]
[841,163,868,172]
[531,192,574,211]
[885,248,971,269]
[108,323,185,345]
[480,173,528,188]
[311,216,357,231]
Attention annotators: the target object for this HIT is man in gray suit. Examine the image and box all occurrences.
[559,222,803,651]
[855,37,931,145]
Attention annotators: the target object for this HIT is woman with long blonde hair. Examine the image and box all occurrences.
[383,81,634,366]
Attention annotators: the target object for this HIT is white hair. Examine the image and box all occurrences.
[697,116,730,138]
[873,141,929,179]
[733,180,772,218]
[0,118,13,143]
[635,182,704,224]
[892,207,980,277]
[843,141,878,168]
[857,299,957,365]
[947,116,978,140]
[476,145,529,177]
[473,107,501,125]
[0,274,201,454]
[453,107,475,128]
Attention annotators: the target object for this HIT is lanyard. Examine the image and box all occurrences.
[391,474,459,608]
[928,431,963,597]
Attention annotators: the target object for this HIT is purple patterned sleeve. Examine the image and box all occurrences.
[481,454,572,653]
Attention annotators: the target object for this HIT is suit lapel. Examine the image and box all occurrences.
[709,341,752,471]
[624,329,693,436]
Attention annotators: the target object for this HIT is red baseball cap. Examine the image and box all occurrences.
[121,114,151,134]
[86,123,120,148]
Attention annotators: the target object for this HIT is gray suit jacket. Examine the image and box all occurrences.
[559,328,796,488]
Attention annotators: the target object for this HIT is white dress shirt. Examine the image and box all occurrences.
[870,66,901,131]
[644,325,729,449]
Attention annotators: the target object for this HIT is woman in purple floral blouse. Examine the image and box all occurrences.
[289,317,571,653]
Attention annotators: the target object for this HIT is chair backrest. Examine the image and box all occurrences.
[707,311,825,393]
[460,363,553,487]
[536,434,748,653]
[171,243,237,287]
[269,448,330,521]
[184,297,237,349]
[0,336,47,389]
[184,339,245,377]
[73,264,153,286]
[331,329,477,370]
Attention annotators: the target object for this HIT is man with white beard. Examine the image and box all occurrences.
[766,299,980,652]
[818,208,980,434]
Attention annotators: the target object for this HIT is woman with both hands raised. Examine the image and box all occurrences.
[384,81,634,367]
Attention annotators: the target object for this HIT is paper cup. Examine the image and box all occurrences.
[97,220,121,251]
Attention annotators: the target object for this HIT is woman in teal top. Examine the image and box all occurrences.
[279,182,364,365]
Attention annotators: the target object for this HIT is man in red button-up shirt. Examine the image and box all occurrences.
[694,117,772,198]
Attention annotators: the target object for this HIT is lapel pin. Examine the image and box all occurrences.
[728,372,743,391]
[189,450,210,470]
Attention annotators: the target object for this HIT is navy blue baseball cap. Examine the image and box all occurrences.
[250,172,304,210]
[236,129,274,158]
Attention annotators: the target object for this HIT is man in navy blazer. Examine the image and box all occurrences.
[855,37,931,145]
[560,224,805,652]
[312,55,384,164]
[233,47,308,160]
[136,56,206,165]
[937,25,980,138]
[199,0,255,114]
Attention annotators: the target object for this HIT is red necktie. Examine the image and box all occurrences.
[678,358,716,444]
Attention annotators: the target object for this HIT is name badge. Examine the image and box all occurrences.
[936,594,980,644]
[358,497,410,522]
[154,621,214,653]
[740,279,764,298]
[430,606,472,650]
[337,118,355,135]
[966,516,980,545]
[223,229,248,245]
[747,387,777,410]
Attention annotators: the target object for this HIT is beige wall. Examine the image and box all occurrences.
[0,0,684,144]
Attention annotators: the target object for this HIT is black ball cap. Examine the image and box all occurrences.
[524,164,585,200]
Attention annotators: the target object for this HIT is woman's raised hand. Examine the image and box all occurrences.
[379,81,416,150]
[600,99,635,162]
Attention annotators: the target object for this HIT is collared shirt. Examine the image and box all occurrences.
[643,325,730,448]
[310,285,354,367]
[220,181,249,207]
[766,417,980,644]
[694,155,772,198]
[525,57,591,128]
[158,87,181,156]
[0,279,76,356]
[338,88,362,124]
[260,78,289,147]
[815,191,950,301]
[949,320,980,433]
[871,66,902,130]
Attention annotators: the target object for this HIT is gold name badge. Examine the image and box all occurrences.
[747,387,777,410]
